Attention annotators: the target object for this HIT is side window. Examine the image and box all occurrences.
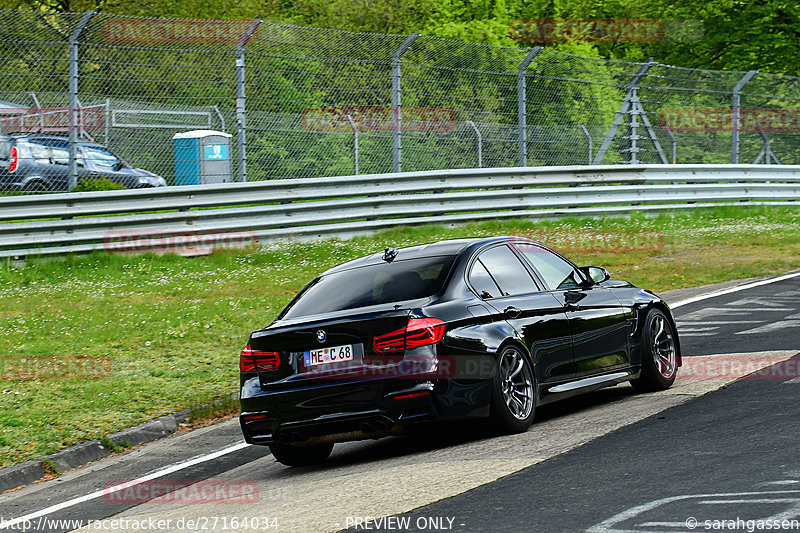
[476,245,539,296]
[469,260,501,299]
[28,140,51,164]
[49,141,69,165]
[516,244,582,291]
[82,146,119,168]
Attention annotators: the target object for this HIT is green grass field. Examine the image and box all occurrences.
[1,205,800,468]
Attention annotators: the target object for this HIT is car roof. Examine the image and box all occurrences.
[9,134,69,141]
[320,236,528,276]
[7,134,103,146]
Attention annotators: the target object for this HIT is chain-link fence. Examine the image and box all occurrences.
[1,10,800,193]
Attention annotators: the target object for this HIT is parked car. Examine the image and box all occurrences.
[239,236,681,466]
[0,134,166,191]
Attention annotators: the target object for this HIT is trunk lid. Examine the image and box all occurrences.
[248,307,415,385]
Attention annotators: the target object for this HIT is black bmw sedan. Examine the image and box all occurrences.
[239,236,680,466]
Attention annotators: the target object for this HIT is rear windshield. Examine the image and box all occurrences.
[0,137,10,161]
[280,256,456,320]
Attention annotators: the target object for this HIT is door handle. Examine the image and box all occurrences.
[504,306,521,319]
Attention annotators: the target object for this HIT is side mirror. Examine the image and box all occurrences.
[581,266,611,284]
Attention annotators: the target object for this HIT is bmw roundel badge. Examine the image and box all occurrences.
[316,330,327,343]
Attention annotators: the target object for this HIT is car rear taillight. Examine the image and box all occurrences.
[239,345,280,372]
[373,318,446,353]
[8,146,18,173]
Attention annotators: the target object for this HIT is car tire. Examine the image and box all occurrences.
[490,344,536,433]
[631,308,678,393]
[268,442,334,467]
[22,181,48,192]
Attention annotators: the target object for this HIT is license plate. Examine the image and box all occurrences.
[304,344,356,367]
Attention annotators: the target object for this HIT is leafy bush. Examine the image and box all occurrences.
[73,178,126,192]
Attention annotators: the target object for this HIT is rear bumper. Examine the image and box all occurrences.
[240,376,439,445]
[239,373,492,445]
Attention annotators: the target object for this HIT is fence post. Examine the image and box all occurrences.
[578,125,592,165]
[104,98,111,146]
[391,33,420,173]
[28,92,45,132]
[345,115,359,175]
[68,11,95,190]
[236,19,262,183]
[663,126,677,164]
[466,121,482,168]
[517,46,542,167]
[732,70,757,164]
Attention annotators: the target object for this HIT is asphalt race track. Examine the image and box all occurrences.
[1,273,799,533]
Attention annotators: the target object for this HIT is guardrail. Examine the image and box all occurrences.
[2,164,800,258]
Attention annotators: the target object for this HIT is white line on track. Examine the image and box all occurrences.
[1,442,251,529]
[671,271,800,309]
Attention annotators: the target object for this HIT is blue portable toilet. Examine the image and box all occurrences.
[172,130,232,186]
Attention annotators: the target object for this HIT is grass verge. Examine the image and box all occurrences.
[1,205,799,467]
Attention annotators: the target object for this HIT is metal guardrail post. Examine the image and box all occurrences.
[732,70,758,164]
[345,115,359,175]
[391,34,420,173]
[578,125,592,165]
[466,121,482,168]
[236,19,262,183]
[68,11,96,190]
[517,46,542,167]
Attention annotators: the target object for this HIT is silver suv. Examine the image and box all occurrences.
[0,135,166,192]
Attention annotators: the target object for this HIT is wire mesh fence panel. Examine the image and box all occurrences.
[522,50,647,166]
[3,9,800,195]
[78,14,238,187]
[244,24,406,179]
[639,65,749,165]
[399,36,525,173]
[0,12,85,192]
[739,72,800,165]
